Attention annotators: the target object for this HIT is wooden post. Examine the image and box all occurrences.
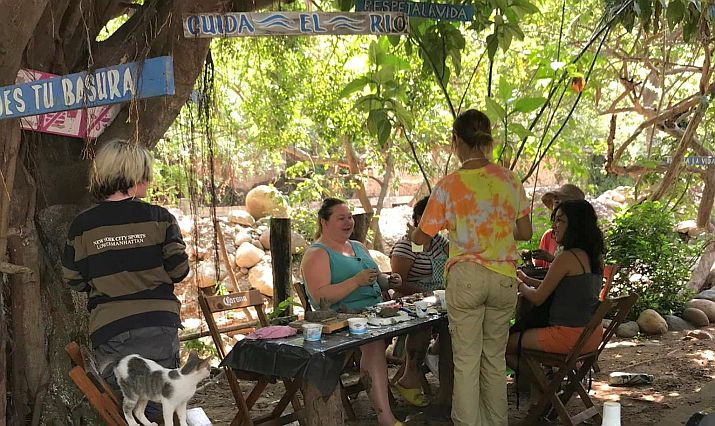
[270,218,291,313]
[302,382,344,425]
[350,212,373,244]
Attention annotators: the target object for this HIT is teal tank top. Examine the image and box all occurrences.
[307,241,383,312]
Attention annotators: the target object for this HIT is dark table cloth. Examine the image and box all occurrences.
[220,313,446,396]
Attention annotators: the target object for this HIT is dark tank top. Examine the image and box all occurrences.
[548,252,601,327]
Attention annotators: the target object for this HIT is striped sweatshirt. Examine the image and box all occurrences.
[62,198,189,347]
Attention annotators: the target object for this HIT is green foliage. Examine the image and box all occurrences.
[516,203,553,253]
[268,296,302,321]
[609,0,712,40]
[182,338,218,359]
[605,201,702,319]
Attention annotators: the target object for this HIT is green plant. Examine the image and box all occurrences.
[606,201,702,319]
[182,337,218,359]
[268,296,302,321]
[516,203,554,254]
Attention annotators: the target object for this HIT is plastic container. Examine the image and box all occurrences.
[302,323,323,341]
[186,407,213,426]
[414,300,429,318]
[601,401,621,426]
[434,290,447,309]
[348,317,368,335]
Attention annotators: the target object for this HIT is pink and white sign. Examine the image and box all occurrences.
[16,69,119,139]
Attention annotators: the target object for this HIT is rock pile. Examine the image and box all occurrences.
[171,188,305,320]
[613,290,715,338]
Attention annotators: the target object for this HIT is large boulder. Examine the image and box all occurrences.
[616,321,640,338]
[248,260,274,297]
[637,309,668,335]
[682,308,710,327]
[235,242,264,268]
[258,229,308,254]
[234,232,253,247]
[176,215,194,237]
[695,289,715,303]
[663,315,692,332]
[196,262,225,288]
[245,185,288,219]
[687,299,715,322]
[228,209,255,226]
[369,250,392,272]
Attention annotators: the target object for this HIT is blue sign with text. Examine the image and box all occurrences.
[355,0,474,21]
[0,56,175,121]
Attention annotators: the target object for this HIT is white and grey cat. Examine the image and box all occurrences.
[114,350,211,426]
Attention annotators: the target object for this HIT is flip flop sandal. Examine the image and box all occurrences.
[393,382,429,407]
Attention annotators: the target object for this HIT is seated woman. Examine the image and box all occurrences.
[300,198,405,426]
[389,195,448,407]
[506,199,604,401]
[531,184,585,268]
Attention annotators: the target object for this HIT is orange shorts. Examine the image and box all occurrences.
[536,325,603,354]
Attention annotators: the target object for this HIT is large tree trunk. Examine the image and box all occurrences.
[0,0,278,423]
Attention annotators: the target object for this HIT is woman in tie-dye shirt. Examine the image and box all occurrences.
[411,109,532,426]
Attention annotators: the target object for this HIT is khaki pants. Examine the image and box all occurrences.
[446,262,517,426]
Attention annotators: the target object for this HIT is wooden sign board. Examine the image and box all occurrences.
[16,69,119,138]
[0,56,175,121]
[202,289,265,313]
[183,12,408,37]
[355,0,474,21]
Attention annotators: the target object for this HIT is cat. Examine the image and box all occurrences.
[114,350,211,426]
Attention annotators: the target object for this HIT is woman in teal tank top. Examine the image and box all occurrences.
[307,240,383,311]
[301,198,405,426]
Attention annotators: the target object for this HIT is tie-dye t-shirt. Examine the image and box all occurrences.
[418,164,530,278]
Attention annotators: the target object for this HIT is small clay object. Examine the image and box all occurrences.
[378,307,400,318]
[377,273,390,291]
[305,298,337,322]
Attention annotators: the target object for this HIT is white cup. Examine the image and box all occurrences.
[348,317,368,335]
[601,401,621,426]
[414,300,429,318]
[433,290,447,309]
[302,323,323,342]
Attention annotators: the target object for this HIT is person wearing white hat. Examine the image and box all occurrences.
[531,184,585,267]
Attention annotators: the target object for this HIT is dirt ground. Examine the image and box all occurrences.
[192,325,715,425]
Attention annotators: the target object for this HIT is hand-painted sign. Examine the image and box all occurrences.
[183,12,408,37]
[16,69,119,138]
[355,0,474,21]
[0,56,175,121]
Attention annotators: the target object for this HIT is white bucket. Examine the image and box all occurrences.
[302,323,323,341]
[601,401,621,426]
[348,317,368,335]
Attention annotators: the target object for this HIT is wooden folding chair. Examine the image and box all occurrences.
[199,289,304,426]
[599,264,620,301]
[521,293,638,426]
[65,341,126,426]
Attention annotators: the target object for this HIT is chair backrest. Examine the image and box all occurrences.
[293,281,313,313]
[562,294,637,368]
[65,342,126,426]
[596,293,638,356]
[198,289,269,359]
[599,264,621,301]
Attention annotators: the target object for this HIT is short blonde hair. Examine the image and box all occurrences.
[89,139,153,200]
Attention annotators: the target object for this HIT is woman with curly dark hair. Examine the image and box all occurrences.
[507,199,605,394]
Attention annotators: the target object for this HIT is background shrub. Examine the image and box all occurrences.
[606,201,702,319]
